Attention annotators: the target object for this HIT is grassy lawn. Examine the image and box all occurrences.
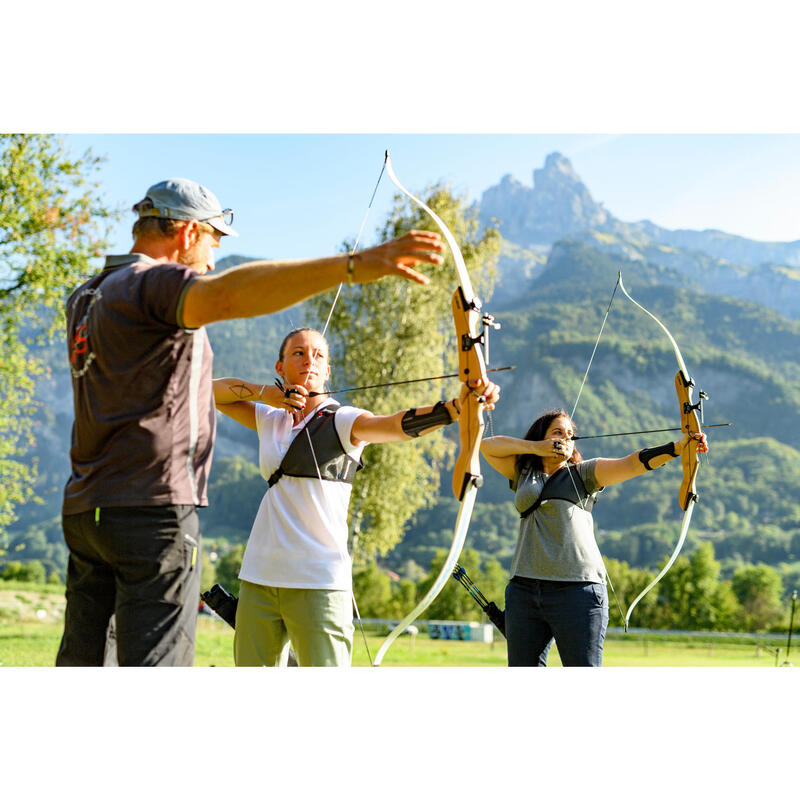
[0,613,786,667]
[1,582,790,667]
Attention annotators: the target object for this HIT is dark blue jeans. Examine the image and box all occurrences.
[505,577,608,667]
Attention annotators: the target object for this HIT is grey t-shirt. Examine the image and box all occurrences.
[62,254,215,514]
[509,459,606,583]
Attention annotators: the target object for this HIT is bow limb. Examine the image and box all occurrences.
[372,488,479,665]
[383,152,477,305]
[616,273,704,628]
[371,153,487,666]
[384,150,489,498]
[624,501,695,630]
[617,274,691,385]
[616,274,703,511]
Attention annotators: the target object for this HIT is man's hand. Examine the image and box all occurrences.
[352,230,444,286]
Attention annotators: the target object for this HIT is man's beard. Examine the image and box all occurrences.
[178,240,213,273]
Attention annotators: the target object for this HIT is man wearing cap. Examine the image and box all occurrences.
[56,177,444,667]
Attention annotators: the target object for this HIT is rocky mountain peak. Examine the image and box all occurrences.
[479,152,610,246]
[536,151,580,184]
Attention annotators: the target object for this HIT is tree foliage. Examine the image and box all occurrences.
[604,543,793,633]
[731,564,785,631]
[304,183,500,560]
[214,544,246,597]
[201,456,264,542]
[0,559,47,583]
[0,134,117,534]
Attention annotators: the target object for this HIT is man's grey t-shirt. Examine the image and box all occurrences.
[62,254,215,514]
[509,459,606,583]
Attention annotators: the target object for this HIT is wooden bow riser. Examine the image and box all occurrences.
[674,370,702,511]
[452,287,488,501]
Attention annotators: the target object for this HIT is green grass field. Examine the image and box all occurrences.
[0,612,788,667]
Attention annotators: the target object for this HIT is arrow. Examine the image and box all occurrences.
[572,422,732,441]
[275,365,515,398]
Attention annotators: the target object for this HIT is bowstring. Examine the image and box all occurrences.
[563,274,623,512]
[322,160,386,336]
[563,274,623,617]
[570,273,621,420]
[313,157,387,662]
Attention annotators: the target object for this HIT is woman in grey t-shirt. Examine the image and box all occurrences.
[481,408,707,666]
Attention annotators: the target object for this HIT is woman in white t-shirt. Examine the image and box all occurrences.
[480,409,707,667]
[213,327,499,666]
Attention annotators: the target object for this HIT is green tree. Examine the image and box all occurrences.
[47,570,63,586]
[684,542,730,630]
[385,579,417,620]
[605,557,658,627]
[0,134,117,535]
[710,581,744,631]
[352,564,393,618]
[215,544,246,597]
[304,183,500,561]
[608,547,746,632]
[480,557,508,612]
[650,542,741,631]
[203,456,265,540]
[0,559,47,583]
[731,564,785,631]
[650,543,717,630]
[200,549,218,594]
[647,556,692,629]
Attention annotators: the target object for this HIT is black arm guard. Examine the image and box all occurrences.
[638,440,678,470]
[401,400,455,438]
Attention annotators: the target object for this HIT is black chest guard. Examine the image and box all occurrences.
[267,403,363,488]
[519,464,599,519]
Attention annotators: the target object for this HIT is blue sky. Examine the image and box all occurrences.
[66,133,800,265]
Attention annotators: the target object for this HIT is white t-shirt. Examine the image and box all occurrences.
[238,400,368,591]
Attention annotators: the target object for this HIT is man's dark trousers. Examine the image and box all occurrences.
[56,505,201,666]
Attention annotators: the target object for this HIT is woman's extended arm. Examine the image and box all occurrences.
[593,433,708,488]
[350,398,461,445]
[350,379,500,446]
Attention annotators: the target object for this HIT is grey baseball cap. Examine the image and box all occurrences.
[133,177,238,237]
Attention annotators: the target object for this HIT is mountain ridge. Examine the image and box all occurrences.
[479,152,800,316]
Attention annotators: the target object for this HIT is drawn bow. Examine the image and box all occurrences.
[372,151,495,665]
[615,274,704,629]
[573,271,704,629]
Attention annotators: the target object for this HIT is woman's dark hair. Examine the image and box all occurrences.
[515,408,582,476]
[278,328,327,361]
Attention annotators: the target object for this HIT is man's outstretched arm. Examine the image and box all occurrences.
[181,230,443,328]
